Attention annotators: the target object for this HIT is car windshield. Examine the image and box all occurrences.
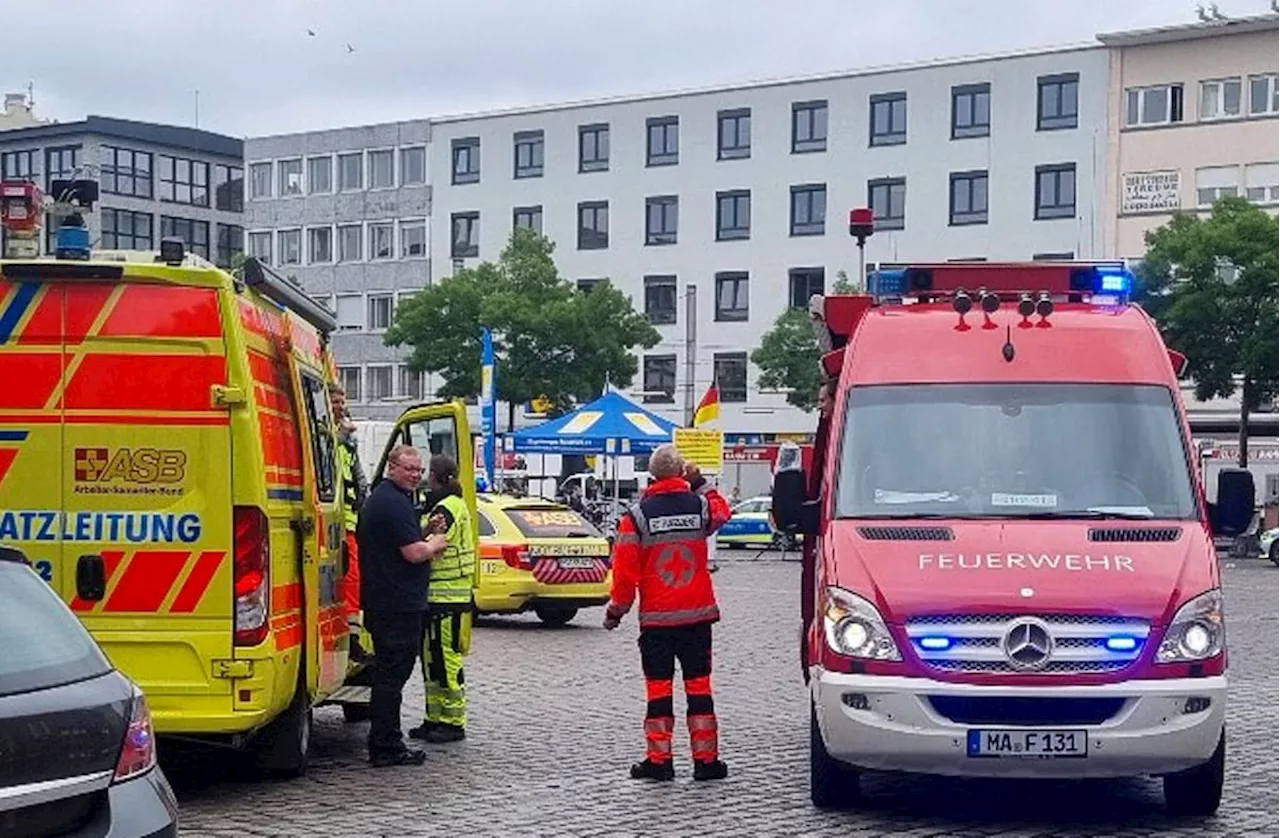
[0,562,112,697]
[504,506,601,538]
[834,383,1198,520]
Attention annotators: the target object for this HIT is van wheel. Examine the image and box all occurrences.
[811,702,859,809]
[252,680,312,779]
[1269,542,1277,565]
[535,605,578,626]
[1163,728,1224,816]
[342,702,371,723]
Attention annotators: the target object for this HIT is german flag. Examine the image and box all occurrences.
[693,383,719,427]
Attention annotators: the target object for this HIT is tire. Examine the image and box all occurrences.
[251,678,312,779]
[1269,542,1277,565]
[1162,728,1225,816]
[810,701,859,808]
[342,702,371,723]
[535,605,578,626]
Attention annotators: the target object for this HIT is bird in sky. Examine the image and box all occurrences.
[346,43,355,53]
[307,28,316,36]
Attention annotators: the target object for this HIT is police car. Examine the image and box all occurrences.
[1261,526,1279,564]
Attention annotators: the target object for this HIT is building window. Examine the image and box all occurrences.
[337,152,363,190]
[713,353,748,403]
[792,100,828,153]
[367,366,393,401]
[714,272,749,322]
[716,190,751,240]
[249,162,272,198]
[100,208,153,250]
[99,146,152,198]
[160,216,210,259]
[369,149,394,189]
[1037,73,1079,130]
[788,267,824,309]
[247,231,272,263]
[952,83,991,139]
[644,275,677,325]
[579,123,609,172]
[451,212,479,258]
[399,365,425,400]
[158,155,210,206]
[642,355,677,404]
[1032,251,1075,260]
[868,177,906,231]
[452,137,480,184]
[1199,78,1242,121]
[869,92,907,146]
[308,226,333,263]
[1249,73,1279,115]
[1245,162,1279,204]
[338,366,362,401]
[514,130,544,179]
[790,184,826,236]
[215,224,243,268]
[277,158,303,197]
[1,150,37,180]
[369,222,394,260]
[214,164,243,212]
[307,156,332,194]
[45,146,80,192]
[717,109,751,160]
[276,228,301,265]
[577,278,607,294]
[1195,166,1239,207]
[949,170,989,226]
[336,295,362,331]
[338,224,362,262]
[577,201,609,250]
[401,147,427,185]
[1035,164,1076,220]
[1126,84,1184,127]
[368,294,393,331]
[645,195,678,245]
[646,116,679,166]
[400,220,427,258]
[513,205,543,234]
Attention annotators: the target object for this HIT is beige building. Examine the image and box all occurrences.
[1100,13,1279,259]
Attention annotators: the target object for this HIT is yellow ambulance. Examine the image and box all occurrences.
[0,246,474,776]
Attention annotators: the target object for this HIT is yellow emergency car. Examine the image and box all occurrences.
[474,494,611,625]
[0,247,476,776]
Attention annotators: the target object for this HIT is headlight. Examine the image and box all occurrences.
[822,587,900,661]
[1156,588,1225,664]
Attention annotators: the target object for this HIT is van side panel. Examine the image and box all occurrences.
[57,280,236,730]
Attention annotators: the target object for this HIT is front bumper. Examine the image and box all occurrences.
[813,670,1226,779]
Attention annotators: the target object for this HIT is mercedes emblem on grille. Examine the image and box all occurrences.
[1002,617,1054,671]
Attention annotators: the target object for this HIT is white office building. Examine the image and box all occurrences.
[427,44,1110,435]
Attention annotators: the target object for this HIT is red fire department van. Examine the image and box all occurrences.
[773,261,1246,816]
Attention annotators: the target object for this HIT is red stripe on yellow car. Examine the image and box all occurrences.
[63,354,228,412]
[169,551,228,613]
[70,551,126,612]
[103,550,191,612]
[63,284,118,343]
[0,355,63,409]
[273,582,303,614]
[99,286,222,338]
[12,284,59,345]
[0,412,230,426]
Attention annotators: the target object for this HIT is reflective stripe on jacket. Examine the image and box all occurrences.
[337,438,367,532]
[428,493,476,608]
[606,476,731,629]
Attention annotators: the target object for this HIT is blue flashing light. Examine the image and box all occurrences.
[1094,266,1134,294]
[1105,635,1139,652]
[918,636,953,651]
[869,269,908,298]
[55,221,91,260]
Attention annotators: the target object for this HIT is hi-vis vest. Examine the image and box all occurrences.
[338,443,359,532]
[428,493,476,609]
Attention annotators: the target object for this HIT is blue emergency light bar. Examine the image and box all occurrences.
[867,262,1135,303]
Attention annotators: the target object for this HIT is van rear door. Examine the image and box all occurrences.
[57,275,235,722]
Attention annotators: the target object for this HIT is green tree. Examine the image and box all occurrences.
[750,270,858,412]
[385,228,660,428]
[1138,195,1279,466]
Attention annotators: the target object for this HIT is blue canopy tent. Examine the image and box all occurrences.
[507,390,678,456]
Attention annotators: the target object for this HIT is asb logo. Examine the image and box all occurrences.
[75,447,187,484]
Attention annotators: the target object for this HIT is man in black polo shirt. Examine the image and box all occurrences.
[358,444,449,767]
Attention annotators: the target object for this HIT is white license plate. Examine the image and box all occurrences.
[558,557,595,569]
[966,729,1088,758]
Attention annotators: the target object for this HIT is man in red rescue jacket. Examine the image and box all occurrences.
[603,443,732,782]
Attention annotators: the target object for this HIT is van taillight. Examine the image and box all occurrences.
[501,544,531,570]
[233,506,270,647]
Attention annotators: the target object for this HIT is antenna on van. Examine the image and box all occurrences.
[1002,324,1016,363]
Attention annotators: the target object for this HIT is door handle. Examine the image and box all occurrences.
[76,554,107,601]
[292,516,316,536]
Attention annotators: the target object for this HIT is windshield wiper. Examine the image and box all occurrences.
[1022,509,1155,521]
[849,513,1007,520]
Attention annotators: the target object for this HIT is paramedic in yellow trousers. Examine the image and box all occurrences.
[409,454,476,744]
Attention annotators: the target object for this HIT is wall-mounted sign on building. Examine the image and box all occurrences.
[1121,170,1182,215]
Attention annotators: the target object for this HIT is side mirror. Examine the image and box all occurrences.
[772,470,820,535]
[1212,468,1256,536]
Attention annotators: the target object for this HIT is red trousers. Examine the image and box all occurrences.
[639,622,718,764]
[343,531,361,618]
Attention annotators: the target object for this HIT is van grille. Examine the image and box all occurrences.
[905,614,1150,676]
[856,526,954,541]
[1088,527,1182,543]
[926,696,1127,726]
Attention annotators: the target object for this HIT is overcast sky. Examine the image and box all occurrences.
[4,0,1263,138]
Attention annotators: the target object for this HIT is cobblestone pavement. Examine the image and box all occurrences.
[170,557,1277,838]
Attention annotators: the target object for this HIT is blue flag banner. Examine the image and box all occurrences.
[480,327,496,488]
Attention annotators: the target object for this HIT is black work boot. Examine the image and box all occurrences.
[630,759,675,781]
[693,759,729,781]
[369,748,426,768]
[423,723,465,743]
[407,722,438,741]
